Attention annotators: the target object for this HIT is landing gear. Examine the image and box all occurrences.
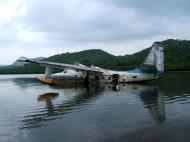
[112,74,119,84]
[83,75,89,86]
[111,74,120,91]
[111,74,119,91]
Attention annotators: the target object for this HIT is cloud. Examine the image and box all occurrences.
[0,0,190,64]
[21,0,190,42]
[20,0,163,42]
[99,0,190,17]
[0,0,21,24]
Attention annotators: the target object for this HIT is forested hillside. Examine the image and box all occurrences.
[0,39,190,74]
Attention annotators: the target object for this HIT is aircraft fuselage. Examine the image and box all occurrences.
[36,68,157,85]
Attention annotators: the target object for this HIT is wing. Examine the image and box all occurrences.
[17,57,103,73]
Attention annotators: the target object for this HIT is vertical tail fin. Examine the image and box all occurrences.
[142,42,164,73]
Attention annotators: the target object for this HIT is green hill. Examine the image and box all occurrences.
[163,39,190,70]
[0,39,190,74]
[110,39,190,71]
[47,49,117,68]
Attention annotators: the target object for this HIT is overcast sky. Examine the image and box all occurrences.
[0,0,190,64]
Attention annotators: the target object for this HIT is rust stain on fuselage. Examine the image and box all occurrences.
[37,75,83,85]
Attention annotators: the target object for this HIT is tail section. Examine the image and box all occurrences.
[142,42,164,73]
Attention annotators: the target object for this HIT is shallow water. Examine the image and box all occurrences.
[0,72,190,142]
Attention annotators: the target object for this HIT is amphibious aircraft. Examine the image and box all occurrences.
[18,42,164,85]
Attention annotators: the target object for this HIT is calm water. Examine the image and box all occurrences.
[0,72,190,142]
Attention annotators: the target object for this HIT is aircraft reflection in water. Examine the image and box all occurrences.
[20,84,165,129]
[20,85,104,129]
[37,92,59,115]
[107,84,165,123]
[136,85,165,123]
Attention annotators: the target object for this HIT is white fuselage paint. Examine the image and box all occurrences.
[51,69,84,80]
[104,72,156,83]
[49,68,157,84]
[117,73,156,82]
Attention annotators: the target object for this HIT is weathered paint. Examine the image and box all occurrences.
[37,75,83,85]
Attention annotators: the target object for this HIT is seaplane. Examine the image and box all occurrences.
[18,42,164,85]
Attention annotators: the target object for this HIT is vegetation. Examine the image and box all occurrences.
[0,64,45,74]
[163,39,190,70]
[47,49,117,68]
[0,39,190,74]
